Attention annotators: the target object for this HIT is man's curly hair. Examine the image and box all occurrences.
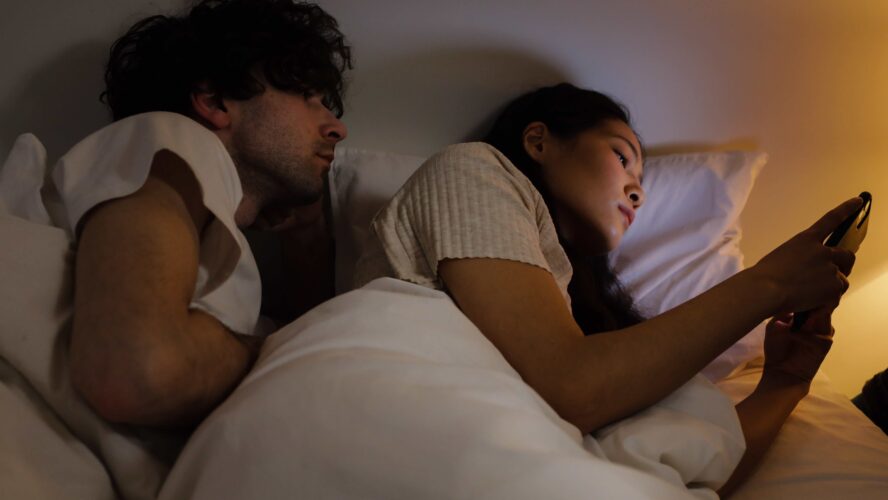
[101,0,352,121]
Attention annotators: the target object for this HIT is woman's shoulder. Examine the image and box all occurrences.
[414,142,535,194]
[426,142,512,170]
[376,142,547,234]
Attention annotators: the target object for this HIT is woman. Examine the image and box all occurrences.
[354,83,859,494]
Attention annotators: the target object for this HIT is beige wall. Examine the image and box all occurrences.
[2,0,886,395]
[0,0,183,163]
[321,0,888,396]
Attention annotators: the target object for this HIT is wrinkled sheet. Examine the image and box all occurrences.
[0,212,181,500]
[718,361,888,499]
[161,278,743,500]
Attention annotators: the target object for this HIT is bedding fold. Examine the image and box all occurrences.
[162,278,743,499]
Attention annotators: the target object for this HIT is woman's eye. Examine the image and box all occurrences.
[614,149,627,167]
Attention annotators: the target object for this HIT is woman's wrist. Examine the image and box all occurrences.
[735,267,787,317]
[757,369,811,401]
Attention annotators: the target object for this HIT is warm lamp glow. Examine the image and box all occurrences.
[822,263,888,397]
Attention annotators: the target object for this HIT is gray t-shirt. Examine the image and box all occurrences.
[355,142,573,305]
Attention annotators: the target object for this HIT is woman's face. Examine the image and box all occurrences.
[530,119,645,254]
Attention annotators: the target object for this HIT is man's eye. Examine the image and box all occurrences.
[308,92,335,112]
[303,92,325,105]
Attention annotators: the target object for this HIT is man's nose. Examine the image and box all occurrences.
[322,115,348,143]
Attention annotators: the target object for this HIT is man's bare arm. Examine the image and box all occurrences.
[69,150,260,428]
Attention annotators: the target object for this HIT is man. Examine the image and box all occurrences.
[66,0,351,428]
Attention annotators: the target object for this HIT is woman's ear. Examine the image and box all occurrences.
[522,121,549,163]
[190,88,232,130]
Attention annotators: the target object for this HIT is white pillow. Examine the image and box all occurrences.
[328,146,767,380]
[610,151,768,380]
[329,147,426,294]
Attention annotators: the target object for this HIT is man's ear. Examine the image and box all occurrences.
[522,121,549,163]
[190,89,232,130]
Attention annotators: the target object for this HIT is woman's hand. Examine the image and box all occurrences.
[749,197,861,315]
[762,310,834,386]
[719,310,833,497]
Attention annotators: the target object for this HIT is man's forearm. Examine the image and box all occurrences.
[143,309,262,427]
[74,308,261,429]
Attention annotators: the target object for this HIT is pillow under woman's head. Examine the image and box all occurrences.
[610,151,768,380]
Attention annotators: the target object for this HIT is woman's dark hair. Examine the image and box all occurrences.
[483,83,645,334]
[102,0,352,121]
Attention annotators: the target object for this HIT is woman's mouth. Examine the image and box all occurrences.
[618,205,635,228]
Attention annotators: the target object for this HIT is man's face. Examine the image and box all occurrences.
[228,86,347,207]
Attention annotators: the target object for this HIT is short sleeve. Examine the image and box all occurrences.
[366,143,556,289]
[49,112,261,335]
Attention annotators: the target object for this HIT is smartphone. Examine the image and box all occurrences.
[791,192,872,331]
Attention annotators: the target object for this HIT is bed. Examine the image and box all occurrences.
[1,139,887,499]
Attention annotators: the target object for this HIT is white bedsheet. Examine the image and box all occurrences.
[718,361,888,499]
[2,273,886,498]
[160,278,743,499]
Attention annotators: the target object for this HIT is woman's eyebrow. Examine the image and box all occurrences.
[612,134,640,162]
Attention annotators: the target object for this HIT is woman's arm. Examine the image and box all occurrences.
[439,197,858,434]
[440,258,771,432]
[719,311,834,497]
[718,374,807,497]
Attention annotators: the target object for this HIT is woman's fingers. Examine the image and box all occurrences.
[807,196,864,240]
[829,246,856,276]
[792,301,838,337]
[754,196,862,314]
[805,306,835,336]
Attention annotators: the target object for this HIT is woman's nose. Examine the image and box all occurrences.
[628,185,645,209]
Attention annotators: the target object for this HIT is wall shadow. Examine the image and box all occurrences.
[343,46,571,156]
[0,40,112,164]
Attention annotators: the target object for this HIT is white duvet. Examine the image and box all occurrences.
[160,278,744,500]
